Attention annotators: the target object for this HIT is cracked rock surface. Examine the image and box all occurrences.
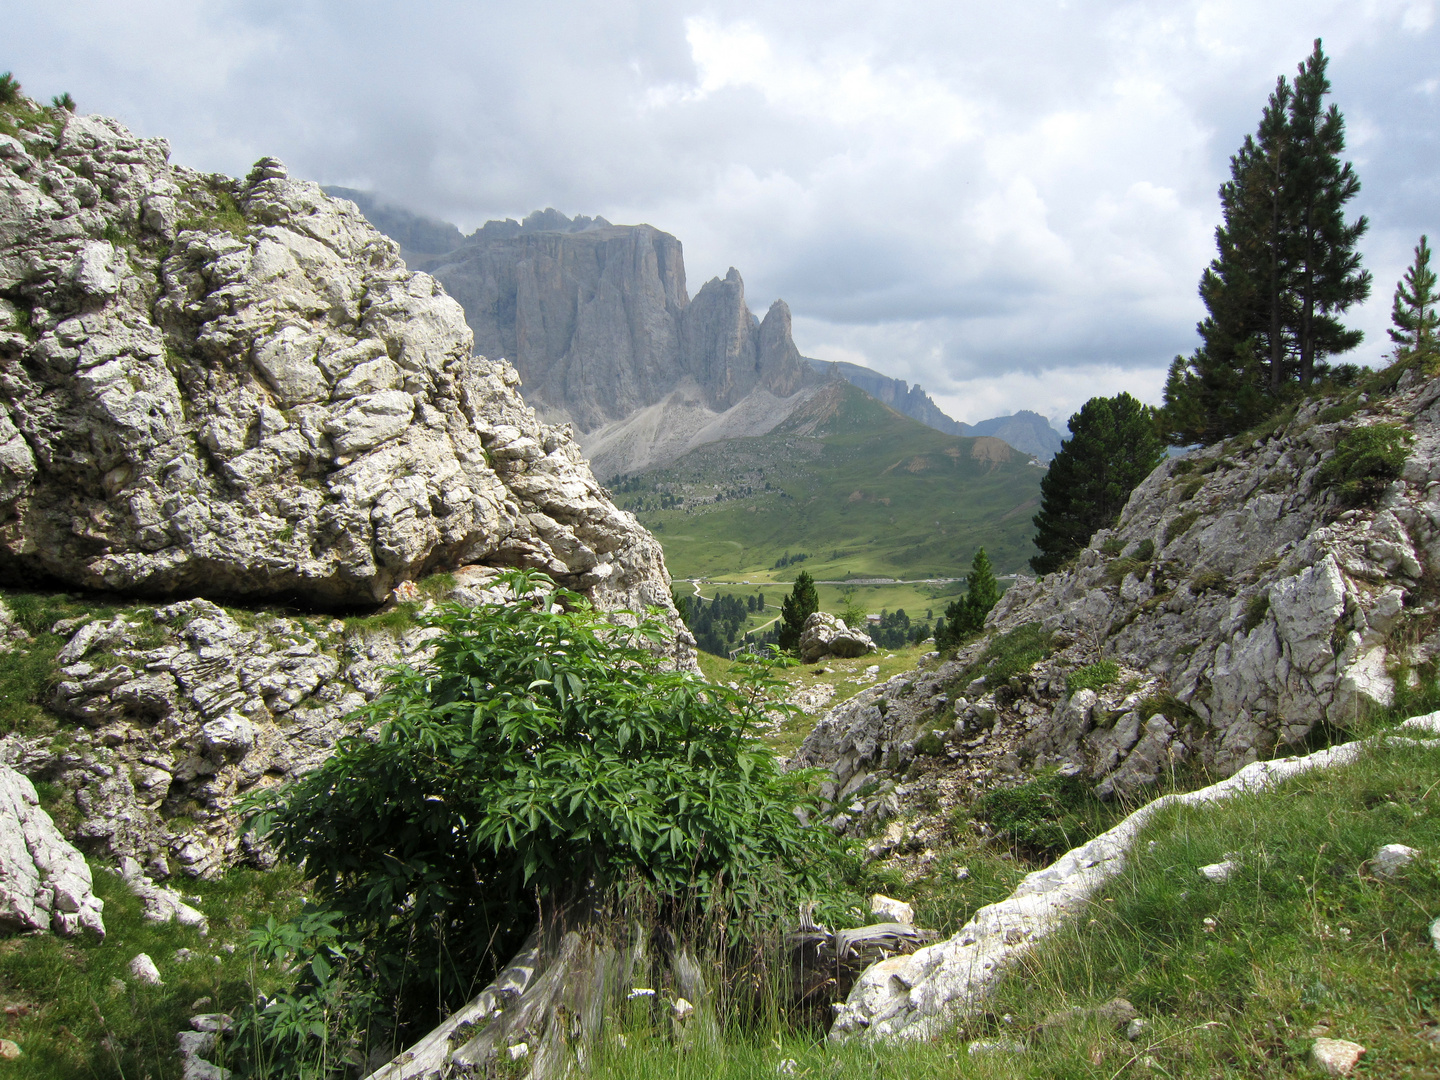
[798,375,1440,809]
[0,107,685,637]
[3,589,487,878]
[0,761,105,938]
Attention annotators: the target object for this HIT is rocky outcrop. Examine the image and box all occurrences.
[0,761,105,937]
[829,712,1440,1040]
[1,579,514,878]
[0,106,682,628]
[798,612,876,664]
[798,371,1440,816]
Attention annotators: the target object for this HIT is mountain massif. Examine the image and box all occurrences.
[328,194,1018,476]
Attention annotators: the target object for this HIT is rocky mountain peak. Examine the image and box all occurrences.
[412,222,819,433]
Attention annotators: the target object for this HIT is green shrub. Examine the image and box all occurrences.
[949,622,1053,695]
[1179,475,1206,501]
[0,72,20,107]
[1190,568,1228,594]
[1099,536,1125,557]
[1166,508,1202,544]
[1317,396,1364,425]
[1243,591,1271,632]
[1066,659,1120,694]
[245,571,844,1072]
[1317,423,1411,505]
[178,189,249,239]
[913,728,947,756]
[970,768,1110,861]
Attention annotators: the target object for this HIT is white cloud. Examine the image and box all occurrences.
[4,0,1436,424]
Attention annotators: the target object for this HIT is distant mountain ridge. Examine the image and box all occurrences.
[963,410,1066,460]
[327,191,1063,469]
[613,380,1046,580]
[806,358,964,435]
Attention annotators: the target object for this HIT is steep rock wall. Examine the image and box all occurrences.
[414,221,819,434]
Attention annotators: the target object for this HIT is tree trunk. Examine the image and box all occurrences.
[361,901,715,1080]
[363,911,930,1080]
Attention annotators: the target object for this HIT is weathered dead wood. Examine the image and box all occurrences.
[788,921,934,1017]
[363,907,706,1080]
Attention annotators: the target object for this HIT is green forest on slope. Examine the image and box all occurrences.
[610,382,1045,580]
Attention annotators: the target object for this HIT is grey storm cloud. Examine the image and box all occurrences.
[6,0,1439,425]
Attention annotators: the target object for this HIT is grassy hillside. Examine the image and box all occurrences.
[611,382,1046,580]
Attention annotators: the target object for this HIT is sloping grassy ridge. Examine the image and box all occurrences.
[613,382,1046,580]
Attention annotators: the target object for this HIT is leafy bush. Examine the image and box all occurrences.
[1317,423,1411,505]
[0,72,20,107]
[1066,659,1120,694]
[245,571,841,1071]
[970,768,1110,861]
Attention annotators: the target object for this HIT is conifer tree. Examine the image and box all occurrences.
[1031,394,1165,574]
[1390,235,1438,359]
[935,548,1000,650]
[1161,40,1369,445]
[776,570,819,652]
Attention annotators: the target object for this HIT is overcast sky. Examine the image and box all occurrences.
[8,1,1438,426]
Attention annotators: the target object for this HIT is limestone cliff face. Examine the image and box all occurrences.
[413,217,818,434]
[0,106,682,627]
[798,371,1440,822]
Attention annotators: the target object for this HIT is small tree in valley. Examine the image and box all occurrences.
[935,547,1000,651]
[777,569,819,652]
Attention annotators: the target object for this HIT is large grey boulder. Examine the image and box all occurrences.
[0,109,684,636]
[798,612,877,663]
[0,762,104,938]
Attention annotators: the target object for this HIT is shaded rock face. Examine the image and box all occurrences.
[0,111,680,626]
[410,217,818,433]
[798,374,1440,806]
[4,594,434,879]
[5,569,539,879]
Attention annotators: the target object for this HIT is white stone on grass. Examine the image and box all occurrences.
[1371,843,1420,879]
[129,953,163,986]
[870,894,915,926]
[1310,1037,1364,1076]
[1198,859,1239,882]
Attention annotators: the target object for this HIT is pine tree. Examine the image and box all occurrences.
[1286,40,1370,386]
[776,570,819,653]
[1031,394,1165,574]
[1390,235,1438,360]
[1161,40,1368,445]
[936,548,1000,650]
